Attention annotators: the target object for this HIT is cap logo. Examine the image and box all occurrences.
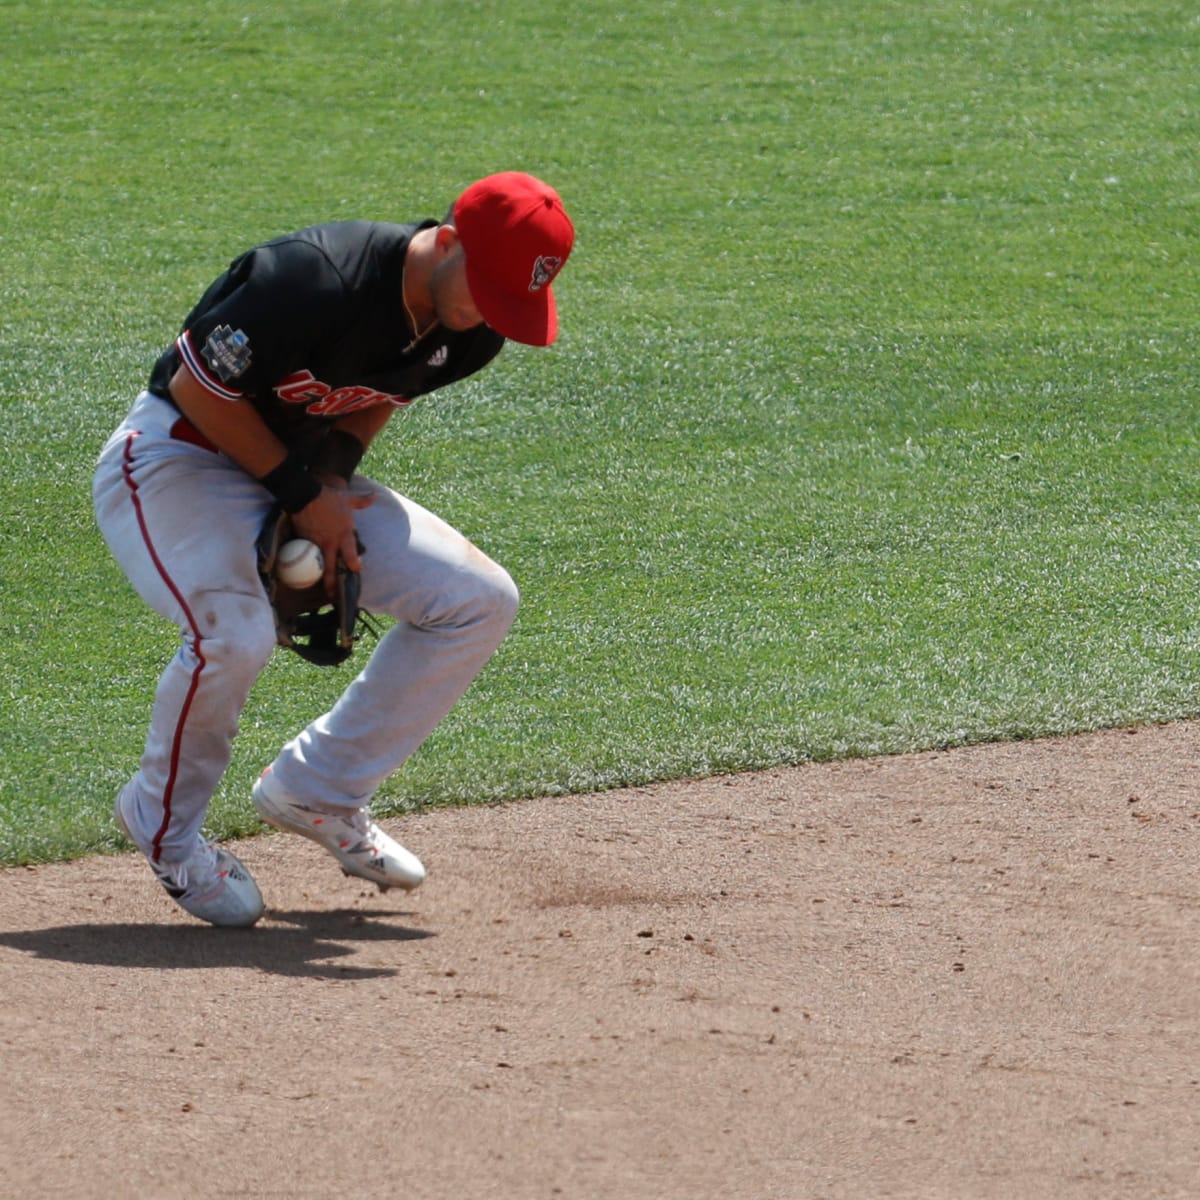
[529,255,563,293]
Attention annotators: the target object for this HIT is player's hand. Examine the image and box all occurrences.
[291,483,375,593]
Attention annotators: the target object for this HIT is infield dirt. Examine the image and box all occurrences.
[1,721,1198,1199]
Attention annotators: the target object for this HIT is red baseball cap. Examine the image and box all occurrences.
[453,171,575,346]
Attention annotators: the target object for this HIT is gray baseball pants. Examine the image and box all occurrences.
[92,391,518,864]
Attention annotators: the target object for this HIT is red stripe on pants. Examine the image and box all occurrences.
[120,433,208,863]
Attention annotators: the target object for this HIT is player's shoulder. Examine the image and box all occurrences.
[251,221,421,287]
[269,220,421,259]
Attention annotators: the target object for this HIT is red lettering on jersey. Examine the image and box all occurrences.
[275,370,409,416]
[308,386,377,417]
[276,371,329,405]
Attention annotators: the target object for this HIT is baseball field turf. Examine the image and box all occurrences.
[1,0,1197,865]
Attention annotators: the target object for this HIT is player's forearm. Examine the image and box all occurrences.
[332,406,395,457]
[310,406,395,484]
[170,364,322,513]
[169,365,290,479]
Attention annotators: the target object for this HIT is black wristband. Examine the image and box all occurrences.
[258,455,322,513]
[311,429,367,483]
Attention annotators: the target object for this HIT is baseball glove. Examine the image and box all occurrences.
[256,506,375,666]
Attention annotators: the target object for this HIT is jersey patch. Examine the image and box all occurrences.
[203,325,253,382]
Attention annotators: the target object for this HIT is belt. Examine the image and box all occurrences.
[169,416,219,454]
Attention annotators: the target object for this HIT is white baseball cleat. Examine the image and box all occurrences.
[251,767,426,893]
[114,788,264,927]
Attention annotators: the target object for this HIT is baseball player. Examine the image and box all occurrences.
[93,171,575,926]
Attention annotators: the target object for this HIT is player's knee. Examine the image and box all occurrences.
[428,559,518,638]
[189,591,278,675]
[478,564,519,637]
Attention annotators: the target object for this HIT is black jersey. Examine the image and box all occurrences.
[148,220,505,457]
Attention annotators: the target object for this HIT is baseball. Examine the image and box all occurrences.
[277,539,324,588]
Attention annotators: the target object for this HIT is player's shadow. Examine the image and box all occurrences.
[0,908,433,980]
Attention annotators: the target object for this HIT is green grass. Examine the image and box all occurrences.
[2,0,1198,863]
